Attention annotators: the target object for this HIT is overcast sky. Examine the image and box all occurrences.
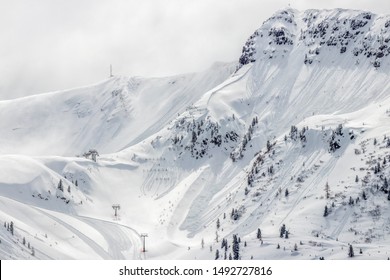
[1,0,390,100]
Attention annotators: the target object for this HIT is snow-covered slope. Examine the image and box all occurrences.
[0,62,235,156]
[2,8,390,260]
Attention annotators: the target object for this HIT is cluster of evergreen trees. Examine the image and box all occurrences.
[215,234,241,260]
[328,124,344,152]
[4,221,14,235]
[3,221,35,256]
[230,117,258,161]
[230,207,244,221]
[280,224,289,238]
[289,125,308,143]
[172,116,239,160]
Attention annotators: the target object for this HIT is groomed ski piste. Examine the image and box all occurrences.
[1,8,390,260]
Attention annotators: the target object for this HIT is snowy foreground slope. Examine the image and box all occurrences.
[2,8,390,260]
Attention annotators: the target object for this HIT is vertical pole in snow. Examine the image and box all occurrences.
[110,64,113,78]
[112,204,120,218]
[141,234,148,252]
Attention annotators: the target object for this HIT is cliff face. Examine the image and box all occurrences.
[239,9,390,68]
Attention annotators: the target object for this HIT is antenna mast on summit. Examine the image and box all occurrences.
[110,64,113,78]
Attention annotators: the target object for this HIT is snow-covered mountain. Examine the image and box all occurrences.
[2,8,390,260]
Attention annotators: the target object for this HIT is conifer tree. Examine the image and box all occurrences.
[266,140,272,152]
[348,244,354,257]
[257,228,262,240]
[58,179,64,192]
[280,224,286,238]
[215,249,220,260]
[325,182,330,199]
[324,205,329,217]
[233,235,240,260]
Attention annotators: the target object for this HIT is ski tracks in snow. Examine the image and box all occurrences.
[34,208,142,259]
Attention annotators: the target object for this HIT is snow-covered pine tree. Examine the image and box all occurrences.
[58,179,64,192]
[10,221,14,235]
[215,249,220,260]
[324,205,328,217]
[233,235,240,260]
[325,182,330,199]
[280,224,286,238]
[348,244,354,257]
[266,140,272,152]
[257,228,262,240]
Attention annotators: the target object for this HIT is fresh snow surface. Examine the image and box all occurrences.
[1,8,390,260]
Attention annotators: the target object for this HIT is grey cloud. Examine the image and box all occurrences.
[0,0,389,100]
